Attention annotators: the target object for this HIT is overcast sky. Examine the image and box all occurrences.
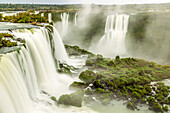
[0,0,170,4]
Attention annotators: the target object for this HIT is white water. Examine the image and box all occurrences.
[75,13,78,26]
[41,13,44,17]
[52,27,69,61]
[0,27,96,113]
[61,13,69,37]
[48,13,52,23]
[97,14,129,57]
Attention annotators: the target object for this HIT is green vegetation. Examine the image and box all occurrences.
[0,4,81,11]
[65,45,93,56]
[57,61,75,75]
[66,45,170,112]
[0,33,17,48]
[0,11,48,23]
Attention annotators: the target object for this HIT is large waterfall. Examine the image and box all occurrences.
[97,14,129,57]
[0,27,85,113]
[61,13,69,37]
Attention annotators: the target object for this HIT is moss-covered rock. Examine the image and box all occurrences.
[85,88,93,95]
[50,96,57,102]
[69,81,87,90]
[58,61,75,75]
[131,92,141,99]
[65,44,170,112]
[84,96,95,104]
[58,90,84,107]
[162,105,169,112]
[101,98,110,105]
[126,102,135,110]
[79,70,97,83]
[149,102,163,113]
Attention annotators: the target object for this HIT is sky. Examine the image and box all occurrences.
[0,0,170,5]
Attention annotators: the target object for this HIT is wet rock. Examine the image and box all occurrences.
[58,90,84,107]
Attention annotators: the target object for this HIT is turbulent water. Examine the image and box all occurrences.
[97,14,129,57]
[0,10,169,113]
[0,26,96,113]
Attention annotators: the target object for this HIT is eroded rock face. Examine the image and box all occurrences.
[58,90,84,107]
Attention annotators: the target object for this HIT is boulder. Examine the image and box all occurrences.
[58,90,84,107]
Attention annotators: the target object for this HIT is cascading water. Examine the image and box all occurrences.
[0,27,91,113]
[97,14,129,57]
[41,13,44,17]
[75,13,78,26]
[48,13,52,23]
[61,13,69,37]
[52,27,69,61]
[0,51,37,113]
[12,28,71,95]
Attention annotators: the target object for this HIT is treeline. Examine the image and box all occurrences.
[0,11,48,23]
[0,4,82,11]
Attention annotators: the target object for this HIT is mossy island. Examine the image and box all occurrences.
[56,45,170,112]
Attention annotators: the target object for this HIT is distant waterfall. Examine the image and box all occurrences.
[61,13,69,37]
[41,13,44,17]
[48,13,52,23]
[75,13,78,26]
[97,14,129,57]
[0,28,74,113]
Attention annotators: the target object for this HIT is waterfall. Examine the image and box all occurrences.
[52,27,69,61]
[0,27,77,113]
[61,13,69,37]
[48,13,52,23]
[75,13,78,26]
[0,51,36,113]
[41,13,44,17]
[97,14,129,57]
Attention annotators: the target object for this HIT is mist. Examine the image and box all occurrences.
[52,4,170,65]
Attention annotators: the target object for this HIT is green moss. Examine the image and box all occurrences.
[156,94,165,102]
[149,102,163,113]
[58,90,84,107]
[0,33,18,48]
[50,96,57,102]
[85,88,93,95]
[69,81,87,90]
[131,92,141,99]
[57,61,75,75]
[147,96,156,106]
[95,88,104,93]
[102,98,110,105]
[79,70,97,83]
[126,102,135,110]
[65,44,170,112]
[162,105,169,112]
[131,98,138,103]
